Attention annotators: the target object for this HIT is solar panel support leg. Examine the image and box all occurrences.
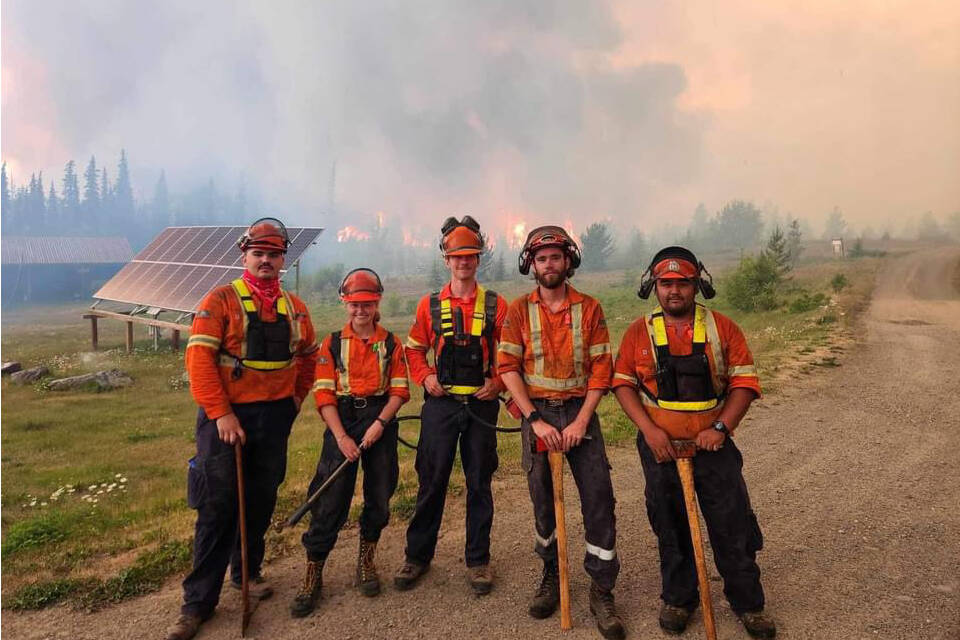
[126,322,134,353]
[172,330,181,352]
[90,316,99,351]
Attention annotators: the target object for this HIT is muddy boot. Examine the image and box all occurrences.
[589,582,626,640]
[356,538,381,597]
[230,574,274,600]
[164,613,205,640]
[393,559,430,591]
[527,561,560,619]
[658,603,693,635]
[289,559,324,618]
[739,610,777,639]
[467,563,494,596]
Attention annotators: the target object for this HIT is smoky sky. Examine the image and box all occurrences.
[2,0,701,229]
[4,1,958,234]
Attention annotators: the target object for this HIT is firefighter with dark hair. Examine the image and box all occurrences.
[499,225,625,640]
[613,246,776,638]
[395,216,508,595]
[290,268,410,617]
[167,218,318,640]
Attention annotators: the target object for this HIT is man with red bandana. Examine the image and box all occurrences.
[166,218,318,640]
[612,246,775,639]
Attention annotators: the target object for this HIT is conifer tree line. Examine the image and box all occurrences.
[1,151,258,249]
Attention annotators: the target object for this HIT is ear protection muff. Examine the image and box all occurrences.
[438,216,485,254]
[518,226,582,275]
[338,267,384,299]
[637,246,716,300]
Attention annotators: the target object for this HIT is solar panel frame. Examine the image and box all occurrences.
[93,226,323,314]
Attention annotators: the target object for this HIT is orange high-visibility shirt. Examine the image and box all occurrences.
[312,322,410,409]
[612,307,761,438]
[497,284,612,399]
[405,282,508,389]
[185,283,318,420]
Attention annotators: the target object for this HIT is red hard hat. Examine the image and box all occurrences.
[238,218,289,253]
[339,268,383,302]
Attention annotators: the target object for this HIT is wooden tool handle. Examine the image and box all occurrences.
[676,458,717,640]
[235,442,251,636]
[548,451,573,630]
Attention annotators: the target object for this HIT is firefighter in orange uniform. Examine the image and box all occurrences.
[612,246,775,639]
[394,216,508,596]
[498,226,625,640]
[167,218,318,640]
[290,268,410,617]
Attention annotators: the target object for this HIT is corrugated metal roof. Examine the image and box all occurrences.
[1,236,134,265]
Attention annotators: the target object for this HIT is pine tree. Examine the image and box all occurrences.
[82,156,100,233]
[493,251,506,281]
[580,222,616,271]
[786,218,803,266]
[764,225,791,275]
[62,160,80,231]
[822,206,846,240]
[47,181,60,232]
[429,258,445,290]
[33,172,46,233]
[152,170,170,230]
[114,149,135,233]
[1,162,11,233]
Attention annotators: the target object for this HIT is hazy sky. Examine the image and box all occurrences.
[3,1,958,235]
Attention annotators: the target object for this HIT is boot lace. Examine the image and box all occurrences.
[359,542,378,583]
[535,565,559,598]
[297,562,321,597]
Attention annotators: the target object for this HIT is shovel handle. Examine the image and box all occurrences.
[235,442,251,636]
[548,451,573,630]
[676,457,717,640]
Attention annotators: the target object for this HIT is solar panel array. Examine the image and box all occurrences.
[94,226,323,313]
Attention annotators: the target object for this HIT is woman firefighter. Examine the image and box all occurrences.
[290,268,410,617]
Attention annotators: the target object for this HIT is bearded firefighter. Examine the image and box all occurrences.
[498,225,625,640]
[166,218,318,640]
[290,268,410,617]
[395,216,508,595]
[612,246,776,639]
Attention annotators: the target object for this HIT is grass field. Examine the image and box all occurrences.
[0,251,880,610]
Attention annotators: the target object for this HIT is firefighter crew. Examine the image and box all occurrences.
[290,268,410,617]
[612,246,776,639]
[394,215,508,596]
[498,225,625,640]
[166,218,318,640]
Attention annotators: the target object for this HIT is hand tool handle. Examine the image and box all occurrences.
[676,458,717,640]
[235,442,251,636]
[549,450,573,630]
[280,443,366,530]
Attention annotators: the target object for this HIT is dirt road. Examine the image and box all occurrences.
[5,248,959,640]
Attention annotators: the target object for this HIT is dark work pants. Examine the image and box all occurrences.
[521,396,620,591]
[404,394,499,568]
[301,397,400,561]
[181,398,297,617]
[637,434,765,614]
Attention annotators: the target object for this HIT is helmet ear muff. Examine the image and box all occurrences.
[637,268,655,299]
[698,263,716,299]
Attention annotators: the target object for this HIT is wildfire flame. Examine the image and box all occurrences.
[402,229,431,248]
[337,226,371,243]
[510,221,527,249]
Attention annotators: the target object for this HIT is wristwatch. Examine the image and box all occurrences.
[525,410,542,423]
[711,419,730,435]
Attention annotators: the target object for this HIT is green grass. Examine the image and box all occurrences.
[1,256,877,610]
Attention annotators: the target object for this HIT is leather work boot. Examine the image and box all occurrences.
[230,574,274,601]
[467,563,494,595]
[589,582,626,640]
[289,559,324,618]
[393,559,430,591]
[527,561,560,619]
[164,613,205,640]
[658,603,693,635]
[356,538,381,596]
[739,610,777,638]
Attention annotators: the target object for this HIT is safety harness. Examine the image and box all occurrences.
[639,304,725,411]
[220,278,298,378]
[429,286,499,395]
[329,330,398,397]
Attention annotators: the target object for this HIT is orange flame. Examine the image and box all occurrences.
[337,226,371,243]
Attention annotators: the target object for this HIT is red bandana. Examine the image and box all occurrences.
[241,270,281,310]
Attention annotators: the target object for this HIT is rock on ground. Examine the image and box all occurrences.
[47,369,134,392]
[2,361,23,375]
[10,366,49,384]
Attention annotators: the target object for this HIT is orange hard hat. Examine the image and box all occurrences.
[652,257,698,280]
[339,268,383,302]
[237,217,290,253]
[440,216,484,256]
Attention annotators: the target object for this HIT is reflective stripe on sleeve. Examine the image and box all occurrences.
[498,341,523,357]
[613,372,638,385]
[389,377,409,388]
[187,334,221,350]
[312,379,336,391]
[406,336,426,349]
[588,342,611,357]
[728,364,758,377]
